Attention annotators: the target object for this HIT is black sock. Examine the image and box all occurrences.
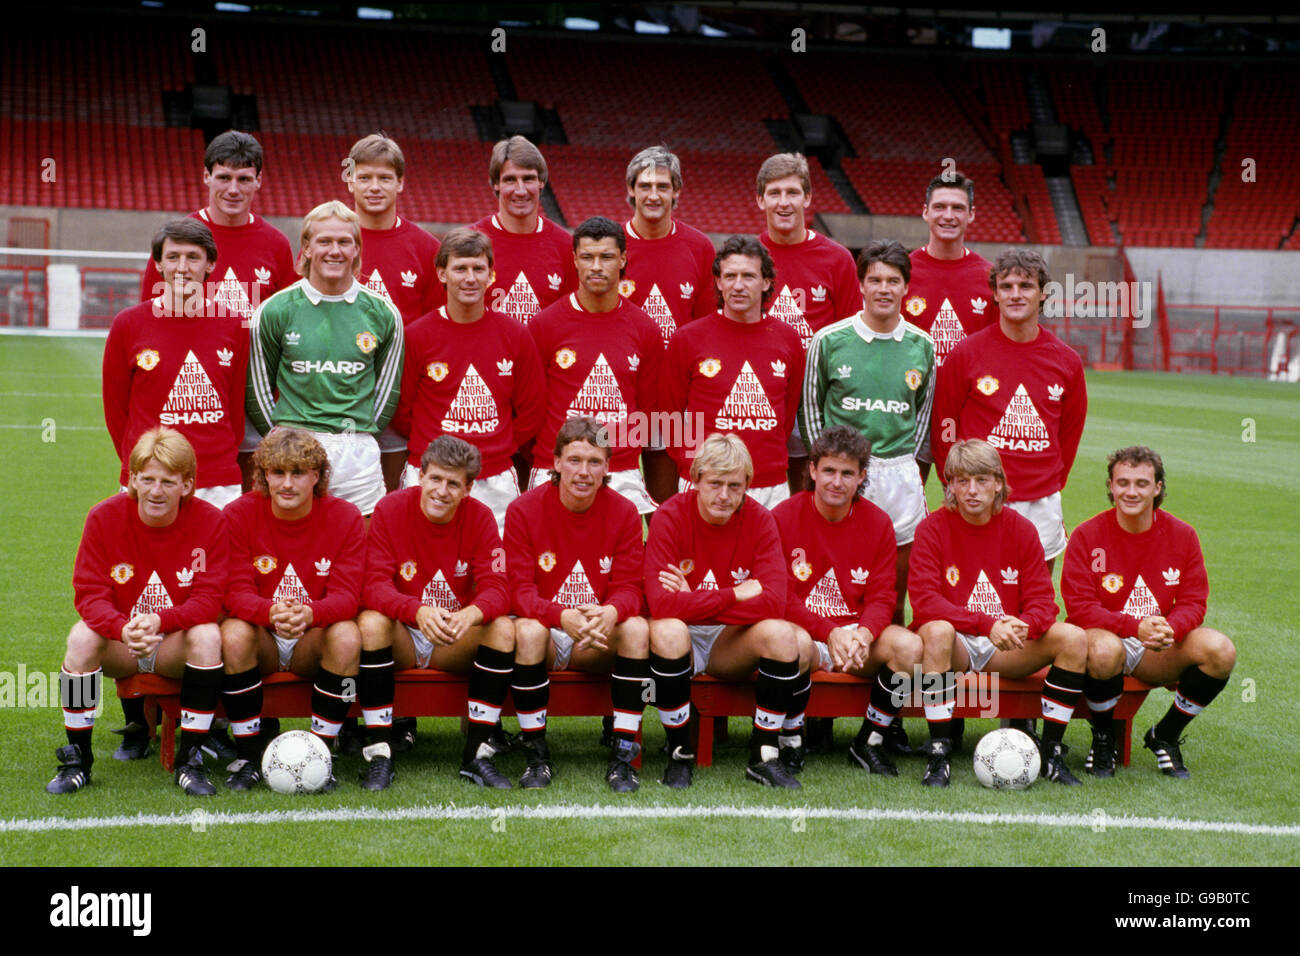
[120,694,146,730]
[752,657,799,760]
[465,645,513,760]
[782,672,812,745]
[61,668,101,767]
[1155,666,1229,741]
[510,661,549,742]
[923,671,956,742]
[310,668,351,742]
[359,647,394,746]
[179,662,223,757]
[1040,665,1085,746]
[651,652,693,754]
[860,667,906,742]
[221,668,264,760]
[1084,674,1123,734]
[611,655,650,744]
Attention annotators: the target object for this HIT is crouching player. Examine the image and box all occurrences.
[359,436,516,788]
[504,417,650,792]
[220,429,367,790]
[48,428,227,795]
[1063,446,1235,778]
[647,433,802,789]
[773,426,922,777]
[909,439,1086,786]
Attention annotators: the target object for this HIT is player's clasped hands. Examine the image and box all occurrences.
[270,598,312,641]
[828,625,870,672]
[416,604,468,646]
[989,615,1029,650]
[122,613,163,659]
[1137,616,1175,651]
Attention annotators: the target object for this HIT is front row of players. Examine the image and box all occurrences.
[48,421,1235,794]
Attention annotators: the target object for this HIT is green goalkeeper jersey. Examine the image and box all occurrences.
[247,279,404,436]
[799,312,935,460]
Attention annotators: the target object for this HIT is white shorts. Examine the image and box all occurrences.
[689,623,726,675]
[240,418,261,454]
[405,463,519,534]
[677,477,789,509]
[311,430,383,515]
[274,633,298,672]
[956,631,997,673]
[377,423,408,454]
[531,466,656,515]
[549,627,575,670]
[813,640,833,672]
[405,624,435,670]
[135,646,159,675]
[1120,635,1145,675]
[1006,491,1067,560]
[194,484,241,509]
[862,454,926,546]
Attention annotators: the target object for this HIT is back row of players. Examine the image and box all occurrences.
[50,130,1235,795]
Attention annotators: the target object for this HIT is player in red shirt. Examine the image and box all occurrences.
[504,417,650,792]
[1063,446,1236,778]
[391,228,545,534]
[773,426,922,777]
[219,429,369,791]
[47,428,226,796]
[910,439,1087,787]
[473,135,576,325]
[359,436,517,788]
[661,236,805,508]
[932,249,1086,570]
[527,216,664,516]
[647,433,802,789]
[621,146,717,505]
[344,133,444,495]
[104,218,248,507]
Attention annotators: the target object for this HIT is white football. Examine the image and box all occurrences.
[261,730,333,794]
[973,728,1041,790]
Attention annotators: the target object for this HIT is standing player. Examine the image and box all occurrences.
[527,216,664,517]
[647,433,801,788]
[246,200,404,517]
[932,249,1086,571]
[910,439,1087,787]
[755,152,860,495]
[661,236,804,508]
[774,426,922,777]
[1063,446,1236,778]
[473,135,576,325]
[391,227,545,534]
[620,145,716,505]
[360,436,516,788]
[504,418,650,792]
[219,430,370,790]
[344,133,444,494]
[46,428,226,796]
[104,218,248,508]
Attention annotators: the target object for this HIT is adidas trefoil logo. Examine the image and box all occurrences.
[455,560,469,577]
[599,556,613,574]
[217,348,233,366]
[1162,567,1180,586]
[401,270,418,287]
[971,297,987,314]
[497,358,514,376]
[680,282,693,299]
[850,567,868,584]
[1047,383,1064,401]
[771,360,786,378]
[627,354,640,371]
[254,267,271,285]
[731,568,751,584]
[811,285,827,302]
[547,273,562,291]
[285,331,300,346]
[837,364,852,379]
[315,558,331,576]
[176,567,194,587]
[468,703,488,720]
[1000,567,1019,585]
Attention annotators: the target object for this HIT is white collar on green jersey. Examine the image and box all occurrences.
[300,278,364,305]
[851,310,906,342]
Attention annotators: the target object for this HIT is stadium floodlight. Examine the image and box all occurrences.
[699,23,727,37]
[564,17,600,31]
[357,7,395,19]
[972,27,1011,49]
[634,19,670,34]
[214,2,252,11]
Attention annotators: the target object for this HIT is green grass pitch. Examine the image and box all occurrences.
[1,335,1297,866]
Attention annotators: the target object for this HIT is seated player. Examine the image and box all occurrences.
[910,439,1087,787]
[1063,446,1236,778]
[47,428,226,795]
[773,426,923,777]
[220,429,369,790]
[646,433,802,789]
[359,435,516,788]
[504,417,650,792]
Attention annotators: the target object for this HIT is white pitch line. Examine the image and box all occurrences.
[3,804,1298,836]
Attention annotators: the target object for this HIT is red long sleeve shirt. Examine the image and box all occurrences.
[1062,508,1209,642]
[904,247,995,367]
[909,506,1058,640]
[528,293,664,472]
[772,492,897,641]
[358,217,444,323]
[622,219,717,345]
[473,215,577,324]
[138,210,295,318]
[391,308,546,477]
[504,484,645,628]
[661,312,805,488]
[223,492,365,629]
[760,230,861,350]
[363,487,508,625]
[932,323,1087,502]
[73,494,228,640]
[101,299,249,488]
[644,491,786,626]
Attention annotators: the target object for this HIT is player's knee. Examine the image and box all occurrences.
[184,623,222,660]
[649,618,689,658]
[892,626,923,670]
[758,619,797,661]
[327,622,362,668]
[65,621,104,669]
[486,616,516,653]
[1196,628,1236,677]
[514,619,549,660]
[919,619,955,654]
[1050,622,1087,666]
[1086,629,1124,678]
[616,616,649,657]
[795,628,816,673]
[357,609,391,647]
